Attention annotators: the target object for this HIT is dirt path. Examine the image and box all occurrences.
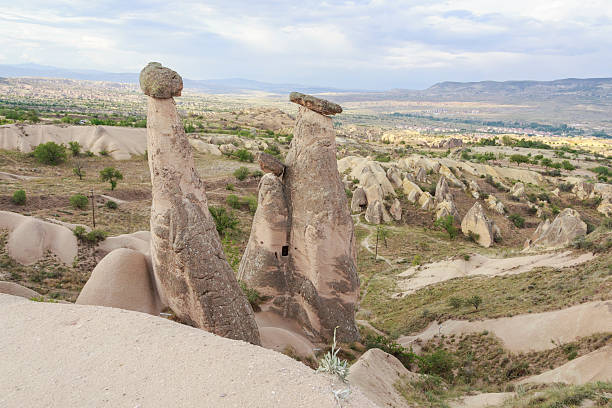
[398,301,612,353]
[396,251,595,296]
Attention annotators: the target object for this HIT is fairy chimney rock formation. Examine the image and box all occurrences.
[140,62,260,345]
[239,93,359,343]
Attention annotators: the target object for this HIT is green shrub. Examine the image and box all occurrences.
[209,206,239,235]
[73,166,85,180]
[251,170,263,178]
[233,167,249,181]
[85,229,107,243]
[448,296,463,309]
[226,194,241,209]
[85,150,95,157]
[559,182,574,192]
[73,226,86,239]
[434,215,458,239]
[467,295,483,310]
[68,141,81,157]
[225,183,235,191]
[233,149,254,162]
[69,194,89,210]
[412,254,422,266]
[561,160,576,170]
[34,142,67,165]
[105,200,118,210]
[100,167,123,190]
[417,349,455,381]
[239,281,262,310]
[99,150,109,156]
[374,154,391,162]
[11,189,26,205]
[244,195,258,214]
[509,213,525,228]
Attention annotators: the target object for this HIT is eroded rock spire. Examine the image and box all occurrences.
[140,62,260,345]
[239,92,359,344]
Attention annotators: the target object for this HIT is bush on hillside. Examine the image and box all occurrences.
[11,189,26,205]
[34,142,67,165]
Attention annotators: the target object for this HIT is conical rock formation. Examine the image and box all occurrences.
[142,62,260,345]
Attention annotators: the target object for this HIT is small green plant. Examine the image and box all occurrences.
[105,200,118,210]
[209,206,239,235]
[316,327,349,382]
[225,183,235,191]
[363,335,416,368]
[100,167,123,190]
[72,165,85,180]
[85,150,95,157]
[69,194,89,210]
[251,170,263,178]
[68,141,81,157]
[73,226,87,239]
[434,215,458,239]
[233,149,254,162]
[509,213,525,228]
[239,281,262,310]
[85,229,107,243]
[417,349,455,382]
[226,194,241,209]
[233,166,249,181]
[34,141,67,165]
[11,189,26,205]
[99,149,110,156]
[448,296,463,309]
[559,182,574,192]
[412,254,422,266]
[244,195,258,214]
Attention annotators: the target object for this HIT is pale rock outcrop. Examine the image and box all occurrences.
[485,195,505,214]
[337,156,396,199]
[351,187,367,213]
[219,143,237,155]
[0,211,77,265]
[597,200,612,217]
[469,179,480,199]
[551,187,560,197]
[239,95,359,343]
[188,139,222,155]
[348,348,419,408]
[435,176,453,204]
[366,200,390,225]
[386,167,403,189]
[141,62,260,345]
[510,182,525,198]
[390,198,402,221]
[402,179,423,203]
[527,208,587,249]
[419,192,435,210]
[364,183,385,206]
[572,181,594,200]
[76,248,162,315]
[461,202,497,247]
[436,138,463,149]
[439,165,465,189]
[436,199,460,221]
[0,281,41,299]
[415,167,428,183]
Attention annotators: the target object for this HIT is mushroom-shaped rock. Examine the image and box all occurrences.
[139,62,183,99]
[256,151,285,176]
[76,248,162,315]
[143,64,260,345]
[289,92,342,116]
[461,202,496,247]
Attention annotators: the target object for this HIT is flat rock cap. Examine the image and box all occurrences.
[289,92,342,116]
[140,62,183,99]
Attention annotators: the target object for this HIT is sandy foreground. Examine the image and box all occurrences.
[0,294,376,408]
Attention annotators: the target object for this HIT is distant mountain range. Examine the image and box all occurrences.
[1,63,611,103]
[0,63,346,94]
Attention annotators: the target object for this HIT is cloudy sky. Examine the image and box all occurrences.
[0,0,610,89]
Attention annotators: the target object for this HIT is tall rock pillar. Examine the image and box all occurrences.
[140,62,260,345]
[239,92,359,343]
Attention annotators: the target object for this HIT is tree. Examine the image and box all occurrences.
[33,142,67,165]
[68,141,81,157]
[374,225,390,260]
[100,167,123,190]
[467,295,483,310]
[540,157,553,168]
[434,215,458,239]
[509,154,530,166]
[73,160,85,180]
